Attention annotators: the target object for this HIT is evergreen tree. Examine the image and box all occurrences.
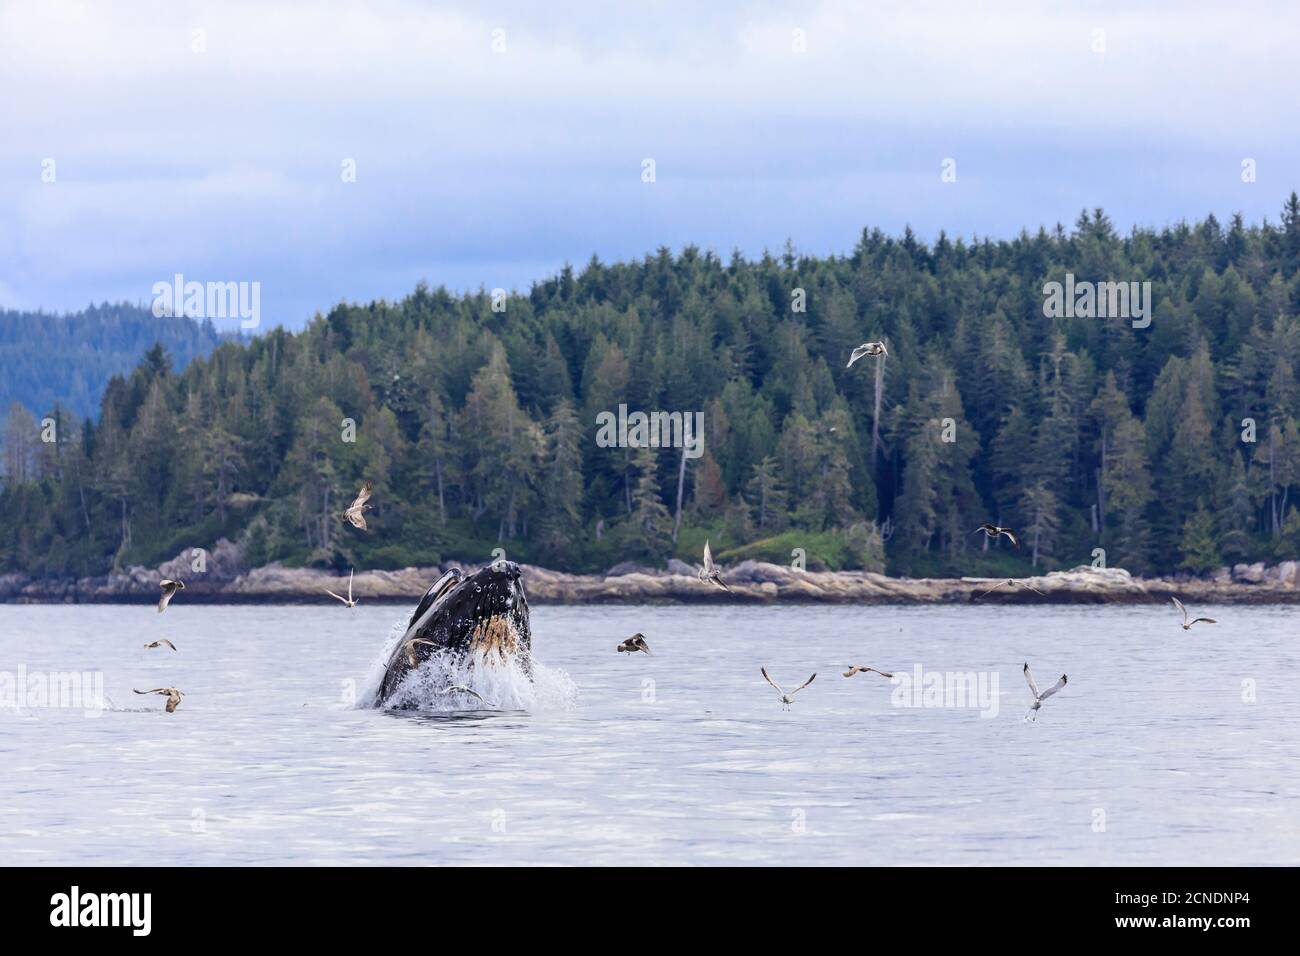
[1104,417,1155,572]
[746,455,788,533]
[629,445,673,559]
[536,399,584,562]
[1180,500,1222,573]
[1218,451,1254,561]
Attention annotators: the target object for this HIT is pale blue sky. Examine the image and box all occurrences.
[1,0,1297,328]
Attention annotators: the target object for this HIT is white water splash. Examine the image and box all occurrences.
[355,617,576,713]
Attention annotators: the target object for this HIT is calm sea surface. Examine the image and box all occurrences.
[1,601,1297,865]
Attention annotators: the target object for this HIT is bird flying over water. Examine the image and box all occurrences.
[974,578,1046,600]
[324,568,358,608]
[846,341,888,367]
[344,481,373,530]
[699,540,730,591]
[157,579,185,613]
[617,633,651,655]
[973,523,1019,548]
[761,667,816,709]
[435,684,489,704]
[1022,663,1066,721]
[134,687,184,713]
[839,664,894,679]
[143,639,177,651]
[1171,596,1216,630]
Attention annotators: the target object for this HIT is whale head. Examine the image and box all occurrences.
[375,561,533,707]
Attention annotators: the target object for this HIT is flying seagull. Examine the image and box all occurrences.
[344,480,373,530]
[143,639,177,651]
[134,687,184,713]
[846,341,888,368]
[839,664,894,679]
[617,633,651,655]
[1171,596,1216,630]
[1022,663,1067,721]
[761,667,816,709]
[974,578,1046,600]
[699,539,731,591]
[324,568,358,608]
[435,684,489,704]
[403,638,437,667]
[157,579,185,613]
[973,523,1019,548]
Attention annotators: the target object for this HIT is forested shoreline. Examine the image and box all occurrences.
[0,302,226,419]
[3,198,1300,579]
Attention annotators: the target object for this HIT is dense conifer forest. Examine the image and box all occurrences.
[3,197,1300,578]
[0,303,225,419]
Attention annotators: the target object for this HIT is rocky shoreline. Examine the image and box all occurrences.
[1,541,1298,605]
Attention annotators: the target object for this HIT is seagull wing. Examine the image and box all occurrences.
[790,673,817,695]
[161,639,176,651]
[1023,663,1040,699]
[1190,617,1216,626]
[324,588,348,604]
[1002,528,1020,548]
[352,481,372,509]
[761,667,786,696]
[347,567,354,601]
[1038,675,1068,701]
[976,580,1009,599]
[702,539,715,573]
[711,575,731,592]
[157,583,176,613]
[847,345,867,368]
[436,685,482,701]
[134,688,168,696]
[1171,596,1188,625]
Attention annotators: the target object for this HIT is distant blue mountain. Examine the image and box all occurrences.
[0,303,227,419]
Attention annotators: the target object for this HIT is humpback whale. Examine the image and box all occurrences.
[372,561,532,708]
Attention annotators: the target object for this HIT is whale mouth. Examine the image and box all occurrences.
[375,562,532,707]
[465,614,527,663]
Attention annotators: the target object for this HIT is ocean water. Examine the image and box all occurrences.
[1,600,1297,866]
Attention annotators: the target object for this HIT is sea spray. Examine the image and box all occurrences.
[355,617,576,713]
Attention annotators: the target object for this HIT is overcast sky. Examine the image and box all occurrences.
[2,0,1298,329]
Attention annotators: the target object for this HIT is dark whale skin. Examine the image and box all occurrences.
[374,562,532,706]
